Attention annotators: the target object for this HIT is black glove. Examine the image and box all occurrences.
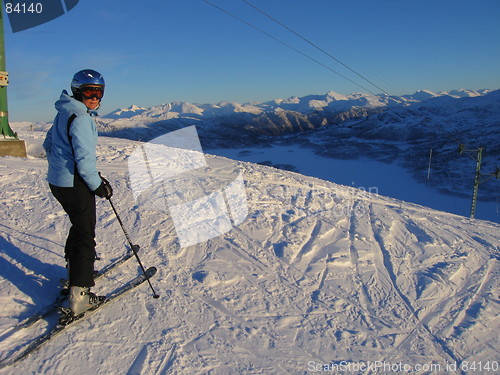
[94,174,113,199]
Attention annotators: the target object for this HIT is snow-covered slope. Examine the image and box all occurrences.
[0,128,498,374]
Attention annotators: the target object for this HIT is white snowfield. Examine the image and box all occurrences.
[0,128,498,374]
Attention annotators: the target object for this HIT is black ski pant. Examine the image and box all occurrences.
[50,174,96,288]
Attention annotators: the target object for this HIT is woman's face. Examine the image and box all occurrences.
[80,85,104,110]
[82,96,100,110]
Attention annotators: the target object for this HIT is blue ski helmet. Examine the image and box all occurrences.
[71,69,105,96]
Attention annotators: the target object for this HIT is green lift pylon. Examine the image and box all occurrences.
[0,6,26,157]
[459,144,499,219]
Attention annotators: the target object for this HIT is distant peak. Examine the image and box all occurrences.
[441,89,481,98]
[326,91,349,101]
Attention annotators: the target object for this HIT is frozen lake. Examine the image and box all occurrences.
[210,144,500,224]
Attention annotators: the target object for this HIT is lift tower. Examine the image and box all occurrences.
[0,6,26,157]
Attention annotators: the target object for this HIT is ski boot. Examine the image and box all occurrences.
[59,287,105,325]
[69,286,105,316]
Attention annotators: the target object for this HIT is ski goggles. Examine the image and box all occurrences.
[81,86,104,100]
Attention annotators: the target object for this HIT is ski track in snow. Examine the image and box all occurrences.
[0,128,498,374]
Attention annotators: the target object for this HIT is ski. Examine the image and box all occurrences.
[0,267,157,369]
[8,244,140,332]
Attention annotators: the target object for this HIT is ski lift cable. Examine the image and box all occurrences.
[420,122,498,148]
[201,0,378,96]
[240,0,391,96]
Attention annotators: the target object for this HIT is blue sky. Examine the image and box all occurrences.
[4,0,500,122]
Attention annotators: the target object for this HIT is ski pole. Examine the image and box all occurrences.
[108,198,160,299]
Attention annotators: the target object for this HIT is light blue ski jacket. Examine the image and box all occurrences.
[43,90,102,191]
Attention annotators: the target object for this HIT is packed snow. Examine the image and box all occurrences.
[0,124,498,374]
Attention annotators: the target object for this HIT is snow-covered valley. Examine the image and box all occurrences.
[94,88,500,224]
[210,144,499,224]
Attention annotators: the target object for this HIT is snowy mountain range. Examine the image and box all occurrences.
[0,127,498,373]
[103,88,492,121]
[97,88,500,207]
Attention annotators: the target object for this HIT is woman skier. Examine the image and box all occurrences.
[43,69,112,316]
